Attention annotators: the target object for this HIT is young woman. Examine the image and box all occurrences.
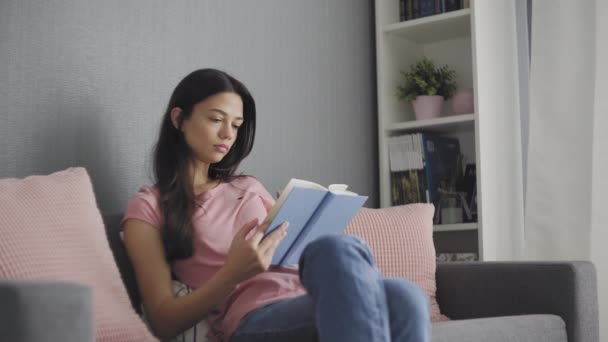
[122,69,431,342]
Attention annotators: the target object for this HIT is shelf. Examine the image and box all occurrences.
[385,113,474,134]
[383,9,471,44]
[433,223,478,232]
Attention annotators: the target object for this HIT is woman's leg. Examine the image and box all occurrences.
[230,234,387,342]
[298,234,391,342]
[229,295,317,342]
[382,277,432,342]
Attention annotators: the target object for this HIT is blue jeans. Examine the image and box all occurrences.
[229,235,431,342]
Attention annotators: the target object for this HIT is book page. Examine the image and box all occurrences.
[327,184,357,196]
[265,179,326,224]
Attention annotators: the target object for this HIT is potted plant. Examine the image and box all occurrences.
[396,57,457,120]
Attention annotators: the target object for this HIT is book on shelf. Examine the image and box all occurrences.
[422,133,461,223]
[436,252,478,262]
[419,0,435,18]
[462,163,477,222]
[444,0,461,12]
[399,0,467,22]
[388,132,467,224]
[263,178,368,266]
[388,134,427,205]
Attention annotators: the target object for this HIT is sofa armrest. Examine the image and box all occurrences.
[435,261,598,342]
[0,280,94,342]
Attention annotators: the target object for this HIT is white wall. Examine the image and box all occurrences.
[591,0,608,338]
[0,0,379,213]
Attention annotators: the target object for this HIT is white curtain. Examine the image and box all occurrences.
[525,0,606,338]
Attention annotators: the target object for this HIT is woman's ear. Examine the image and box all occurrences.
[170,107,182,130]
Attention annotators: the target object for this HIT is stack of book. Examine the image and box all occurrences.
[388,132,467,223]
[399,0,470,22]
[436,252,478,262]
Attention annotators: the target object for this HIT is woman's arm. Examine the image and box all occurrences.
[122,218,287,341]
[123,219,236,340]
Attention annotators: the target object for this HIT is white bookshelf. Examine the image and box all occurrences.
[386,113,475,133]
[383,9,471,43]
[434,223,478,233]
[374,1,524,261]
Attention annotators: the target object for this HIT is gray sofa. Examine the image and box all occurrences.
[0,214,599,342]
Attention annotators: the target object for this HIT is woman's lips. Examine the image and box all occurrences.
[214,144,228,152]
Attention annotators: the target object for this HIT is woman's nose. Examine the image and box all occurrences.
[219,123,234,140]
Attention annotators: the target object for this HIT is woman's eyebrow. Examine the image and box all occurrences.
[209,108,244,121]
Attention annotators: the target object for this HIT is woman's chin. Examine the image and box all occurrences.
[193,154,224,165]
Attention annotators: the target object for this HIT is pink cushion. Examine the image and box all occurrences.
[0,167,157,341]
[344,204,449,322]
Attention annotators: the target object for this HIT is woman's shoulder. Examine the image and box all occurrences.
[131,185,161,202]
[122,185,163,228]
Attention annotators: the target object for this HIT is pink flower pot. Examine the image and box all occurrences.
[412,95,444,120]
[451,88,474,114]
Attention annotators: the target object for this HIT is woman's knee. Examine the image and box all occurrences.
[301,234,373,264]
[383,278,430,318]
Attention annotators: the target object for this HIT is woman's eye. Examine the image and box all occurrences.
[232,125,241,129]
[210,118,222,123]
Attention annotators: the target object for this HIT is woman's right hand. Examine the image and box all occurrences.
[220,218,289,286]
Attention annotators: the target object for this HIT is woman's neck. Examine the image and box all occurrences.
[190,161,220,195]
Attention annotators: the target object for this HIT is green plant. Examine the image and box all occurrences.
[395,57,457,102]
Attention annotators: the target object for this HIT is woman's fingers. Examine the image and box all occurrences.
[259,222,288,254]
[248,219,274,245]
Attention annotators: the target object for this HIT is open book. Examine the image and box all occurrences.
[263,178,368,266]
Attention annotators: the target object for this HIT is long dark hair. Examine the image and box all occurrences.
[153,69,256,260]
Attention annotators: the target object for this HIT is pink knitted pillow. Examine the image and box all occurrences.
[344,204,448,322]
[0,167,157,341]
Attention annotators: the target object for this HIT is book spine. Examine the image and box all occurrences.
[406,0,414,20]
[415,133,428,203]
[278,192,330,266]
[419,0,435,18]
[445,0,459,12]
[391,171,401,205]
[399,0,406,21]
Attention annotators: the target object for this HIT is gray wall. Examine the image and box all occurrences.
[0,0,378,214]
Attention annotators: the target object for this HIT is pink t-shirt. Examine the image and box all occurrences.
[121,176,306,340]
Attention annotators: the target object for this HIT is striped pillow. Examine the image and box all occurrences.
[344,204,448,321]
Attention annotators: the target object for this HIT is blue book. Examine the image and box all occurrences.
[419,0,436,17]
[263,179,368,266]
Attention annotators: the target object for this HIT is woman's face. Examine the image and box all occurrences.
[175,92,244,165]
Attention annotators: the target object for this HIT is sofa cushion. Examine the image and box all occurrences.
[344,204,448,321]
[431,314,567,342]
[0,167,157,341]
